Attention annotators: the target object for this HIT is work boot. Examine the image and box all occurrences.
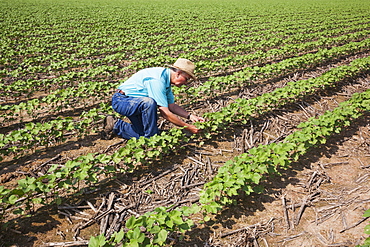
[101,115,117,140]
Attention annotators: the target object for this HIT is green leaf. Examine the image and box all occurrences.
[125,239,139,247]
[88,234,106,247]
[132,227,145,243]
[363,209,370,218]
[169,210,184,225]
[32,197,43,204]
[153,229,168,245]
[165,219,174,228]
[8,194,19,204]
[365,224,370,235]
[149,225,161,234]
[125,215,137,229]
[180,204,200,216]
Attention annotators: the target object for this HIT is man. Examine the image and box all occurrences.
[101,58,205,140]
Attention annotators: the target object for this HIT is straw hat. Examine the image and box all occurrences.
[168,58,197,81]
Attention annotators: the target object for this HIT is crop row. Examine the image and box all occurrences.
[0,65,119,98]
[2,37,368,129]
[1,1,369,246]
[0,103,113,160]
[2,26,369,98]
[2,32,368,130]
[2,40,369,161]
[178,38,370,103]
[89,87,370,246]
[0,55,368,225]
[359,209,370,247]
[2,9,365,70]
[0,80,112,126]
[193,30,370,76]
[4,16,360,65]
[200,88,370,211]
[131,22,369,62]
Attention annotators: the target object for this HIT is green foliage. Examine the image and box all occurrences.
[200,88,370,213]
[1,0,369,245]
[88,204,199,246]
[357,209,370,247]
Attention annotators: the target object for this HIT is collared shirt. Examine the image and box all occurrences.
[117,67,175,107]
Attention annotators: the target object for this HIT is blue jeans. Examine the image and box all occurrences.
[112,92,159,139]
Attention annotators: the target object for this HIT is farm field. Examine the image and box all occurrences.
[1,0,370,246]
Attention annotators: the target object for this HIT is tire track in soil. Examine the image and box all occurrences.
[1,53,369,246]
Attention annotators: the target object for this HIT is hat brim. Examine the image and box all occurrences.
[167,65,197,82]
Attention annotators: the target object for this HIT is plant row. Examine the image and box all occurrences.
[2,27,368,99]
[197,56,370,136]
[2,43,368,161]
[178,38,370,103]
[2,8,365,74]
[200,88,370,211]
[0,65,119,98]
[120,29,370,78]
[0,80,113,125]
[0,104,110,160]
[0,55,368,224]
[3,36,368,130]
[359,209,370,247]
[88,85,370,246]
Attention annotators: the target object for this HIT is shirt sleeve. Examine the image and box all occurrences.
[145,78,169,107]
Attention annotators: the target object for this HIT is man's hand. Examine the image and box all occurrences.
[159,105,205,135]
[187,114,205,134]
[186,124,202,134]
[189,114,205,123]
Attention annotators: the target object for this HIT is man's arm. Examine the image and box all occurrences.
[158,104,204,134]
[168,103,205,122]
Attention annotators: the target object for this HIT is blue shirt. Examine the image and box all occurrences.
[117,67,175,107]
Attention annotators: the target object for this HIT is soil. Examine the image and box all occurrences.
[0,54,369,247]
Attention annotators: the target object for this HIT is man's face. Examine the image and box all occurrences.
[171,70,191,87]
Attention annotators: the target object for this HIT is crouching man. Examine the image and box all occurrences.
[101,58,205,140]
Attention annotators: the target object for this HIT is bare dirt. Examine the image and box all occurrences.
[0,55,369,247]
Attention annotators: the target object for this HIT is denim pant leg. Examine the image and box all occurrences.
[111,93,159,139]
